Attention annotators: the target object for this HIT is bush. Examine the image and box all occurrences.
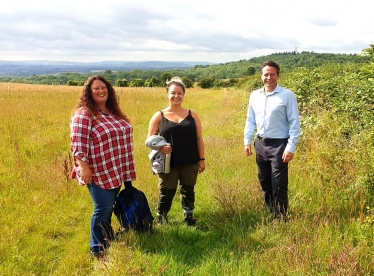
[116,79,128,87]
[66,80,80,86]
[198,77,214,89]
[129,78,144,87]
[144,76,160,87]
[181,76,193,88]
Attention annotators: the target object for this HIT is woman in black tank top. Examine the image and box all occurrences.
[147,77,205,226]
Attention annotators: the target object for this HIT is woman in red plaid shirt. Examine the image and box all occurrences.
[70,75,136,260]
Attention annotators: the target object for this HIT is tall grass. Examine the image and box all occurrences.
[0,83,373,275]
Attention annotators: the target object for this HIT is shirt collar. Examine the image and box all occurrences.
[261,84,279,95]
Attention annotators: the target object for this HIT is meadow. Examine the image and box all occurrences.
[0,82,373,275]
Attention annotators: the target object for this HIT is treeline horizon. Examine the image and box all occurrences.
[0,51,370,88]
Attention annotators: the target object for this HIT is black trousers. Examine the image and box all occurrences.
[254,137,289,216]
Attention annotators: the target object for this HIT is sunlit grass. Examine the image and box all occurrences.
[0,83,373,275]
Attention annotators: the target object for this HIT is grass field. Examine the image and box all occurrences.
[0,83,373,275]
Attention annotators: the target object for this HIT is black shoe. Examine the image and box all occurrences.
[92,251,108,262]
[157,214,168,225]
[274,211,288,222]
[184,213,196,226]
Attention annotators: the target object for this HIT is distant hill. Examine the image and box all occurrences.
[0,60,214,77]
[0,52,370,85]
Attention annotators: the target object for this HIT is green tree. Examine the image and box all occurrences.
[213,79,226,88]
[228,78,239,86]
[181,77,193,88]
[116,79,128,87]
[246,66,256,76]
[0,51,370,85]
[66,80,80,86]
[198,77,214,89]
[361,44,374,60]
[129,78,144,87]
[145,76,161,87]
[160,72,172,85]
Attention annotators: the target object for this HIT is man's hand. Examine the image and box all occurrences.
[282,151,294,163]
[244,145,253,156]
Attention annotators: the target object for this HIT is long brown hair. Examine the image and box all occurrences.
[75,75,130,122]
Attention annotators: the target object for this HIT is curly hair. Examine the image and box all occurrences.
[75,75,130,122]
[165,76,186,94]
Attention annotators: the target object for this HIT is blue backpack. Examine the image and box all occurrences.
[114,186,154,233]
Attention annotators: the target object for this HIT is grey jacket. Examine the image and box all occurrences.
[145,135,168,174]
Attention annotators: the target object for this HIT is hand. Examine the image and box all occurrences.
[244,145,253,156]
[80,166,92,185]
[198,160,205,174]
[282,151,294,163]
[160,145,172,154]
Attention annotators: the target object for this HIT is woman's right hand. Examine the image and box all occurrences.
[76,159,92,185]
[80,166,92,185]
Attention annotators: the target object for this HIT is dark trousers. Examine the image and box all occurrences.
[157,164,198,215]
[254,137,289,217]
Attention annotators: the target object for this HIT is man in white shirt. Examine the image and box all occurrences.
[244,60,300,220]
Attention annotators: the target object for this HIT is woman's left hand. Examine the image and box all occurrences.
[198,160,205,174]
[160,145,172,154]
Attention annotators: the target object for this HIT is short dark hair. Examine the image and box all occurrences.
[261,60,280,75]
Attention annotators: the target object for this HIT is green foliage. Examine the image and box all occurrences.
[198,77,214,89]
[181,76,193,88]
[236,74,263,91]
[0,51,370,86]
[66,80,84,86]
[129,78,145,87]
[246,66,256,75]
[212,78,239,88]
[160,72,172,85]
[359,61,374,81]
[144,76,161,87]
[360,44,374,60]
[116,78,128,87]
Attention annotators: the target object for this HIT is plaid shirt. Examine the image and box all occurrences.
[70,107,136,189]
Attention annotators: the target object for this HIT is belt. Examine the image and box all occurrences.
[257,136,287,142]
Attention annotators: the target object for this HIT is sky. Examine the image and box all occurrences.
[1,0,373,63]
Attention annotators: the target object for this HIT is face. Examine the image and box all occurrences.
[167,84,184,104]
[91,80,108,106]
[261,65,279,92]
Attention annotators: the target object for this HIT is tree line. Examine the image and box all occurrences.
[0,50,370,88]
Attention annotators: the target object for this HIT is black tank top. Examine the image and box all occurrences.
[159,110,199,167]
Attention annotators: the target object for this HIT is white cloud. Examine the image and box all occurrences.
[0,0,373,63]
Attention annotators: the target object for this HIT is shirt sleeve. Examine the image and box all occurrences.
[285,92,301,153]
[70,109,92,162]
[244,94,256,146]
